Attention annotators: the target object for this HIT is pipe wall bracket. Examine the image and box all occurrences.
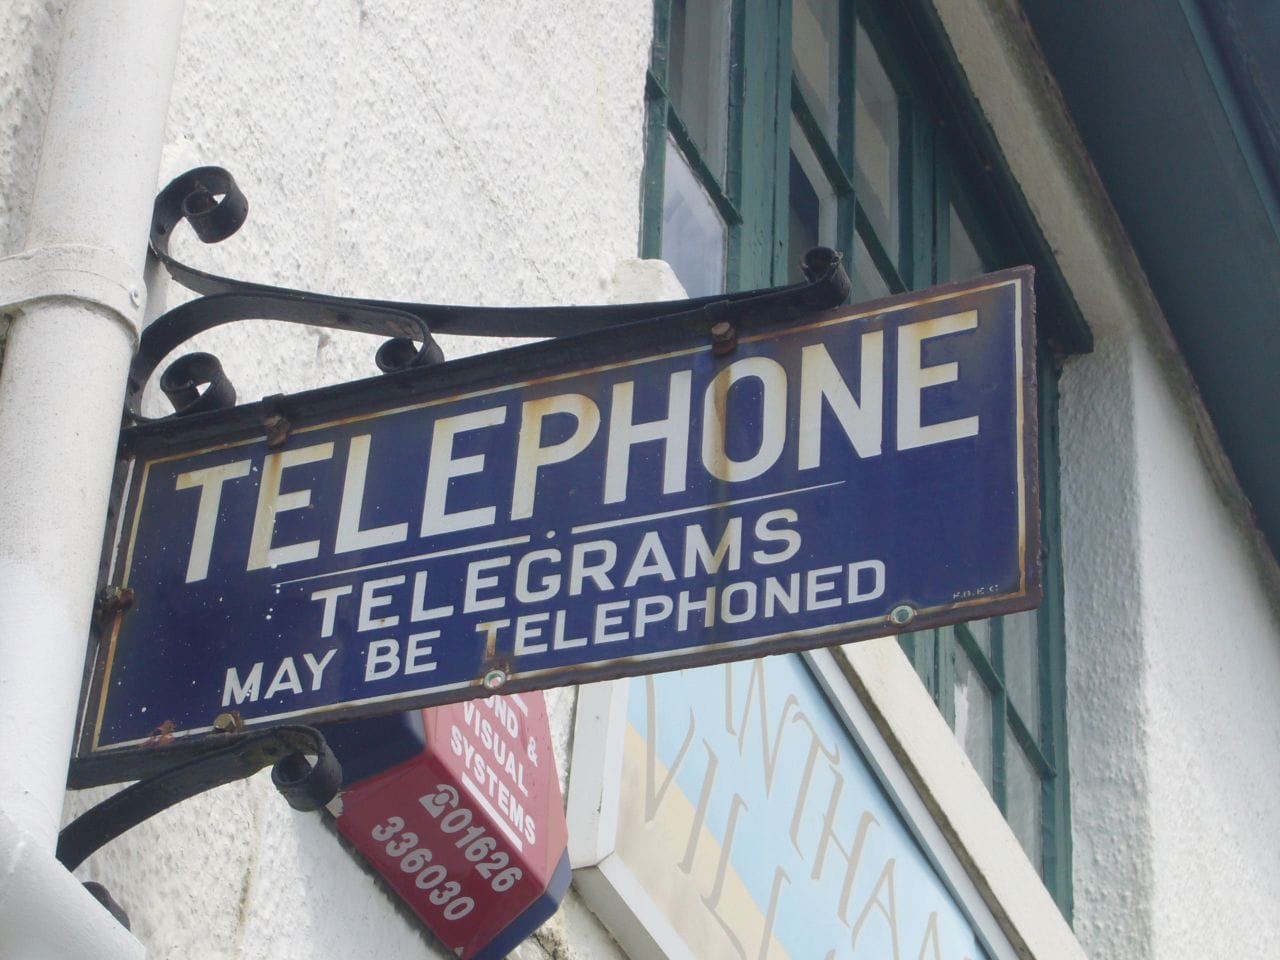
[0,244,145,338]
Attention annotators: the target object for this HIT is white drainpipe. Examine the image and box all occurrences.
[0,1,185,956]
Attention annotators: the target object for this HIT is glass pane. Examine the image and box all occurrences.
[1006,738,1044,870]
[787,129,838,283]
[669,0,732,180]
[792,0,840,141]
[853,21,900,263]
[948,201,987,280]
[661,138,726,297]
[1002,609,1040,736]
[852,234,890,299]
[789,153,821,284]
[953,645,993,791]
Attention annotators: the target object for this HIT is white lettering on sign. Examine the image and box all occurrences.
[335,434,409,553]
[170,315,982,584]
[421,407,506,536]
[472,555,884,654]
[362,632,439,681]
[418,782,526,894]
[896,310,981,450]
[448,696,540,848]
[221,648,336,707]
[296,507,885,674]
[246,443,335,571]
[173,459,252,583]
[797,335,883,466]
[511,393,601,520]
[701,357,788,482]
[310,584,353,638]
[604,371,692,504]
[359,575,403,630]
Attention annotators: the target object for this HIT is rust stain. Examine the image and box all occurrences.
[710,320,736,356]
[145,719,175,747]
[212,710,243,734]
[705,366,734,482]
[263,414,291,449]
[93,586,135,629]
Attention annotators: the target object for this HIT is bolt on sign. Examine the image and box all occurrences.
[332,692,569,959]
[74,268,1038,780]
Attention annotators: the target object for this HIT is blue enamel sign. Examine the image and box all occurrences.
[79,269,1037,765]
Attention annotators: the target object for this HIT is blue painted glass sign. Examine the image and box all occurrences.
[609,655,995,958]
[80,269,1036,759]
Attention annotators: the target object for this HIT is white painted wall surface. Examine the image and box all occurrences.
[929,3,1280,959]
[0,0,65,260]
[41,1,648,956]
[0,0,66,371]
[2,1,1279,958]
[1054,324,1157,958]
[1057,304,1280,960]
[1130,343,1280,960]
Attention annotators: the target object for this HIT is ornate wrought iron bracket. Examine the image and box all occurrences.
[57,725,341,872]
[135,166,851,422]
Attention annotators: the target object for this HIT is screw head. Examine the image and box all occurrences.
[95,585,136,616]
[710,320,737,355]
[263,414,291,448]
[888,604,916,626]
[482,669,507,691]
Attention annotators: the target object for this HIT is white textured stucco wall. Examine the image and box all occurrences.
[1057,326,1157,956]
[48,2,650,957]
[157,0,654,403]
[0,0,65,258]
[1130,342,1280,960]
[1058,295,1280,960]
[931,1,1280,958]
[4,2,1280,958]
[0,0,68,366]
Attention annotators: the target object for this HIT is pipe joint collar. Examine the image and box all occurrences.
[0,244,145,338]
[0,809,145,959]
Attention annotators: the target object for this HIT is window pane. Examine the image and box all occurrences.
[789,153,821,284]
[661,138,726,297]
[948,201,987,280]
[1002,609,1040,736]
[1006,739,1044,870]
[787,127,838,283]
[669,0,732,180]
[953,643,993,791]
[854,21,900,263]
[792,0,840,141]
[852,234,890,299]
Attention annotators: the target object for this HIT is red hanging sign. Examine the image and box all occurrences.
[336,693,569,959]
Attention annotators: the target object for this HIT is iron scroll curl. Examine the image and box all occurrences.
[58,724,341,872]
[134,166,852,422]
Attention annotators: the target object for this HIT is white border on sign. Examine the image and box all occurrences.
[804,648,1019,960]
[566,677,693,960]
[565,652,1021,960]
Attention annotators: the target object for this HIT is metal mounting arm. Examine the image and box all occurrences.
[57,725,341,872]
[133,166,851,422]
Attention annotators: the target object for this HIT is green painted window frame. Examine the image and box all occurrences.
[641,0,744,293]
[641,0,1074,918]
